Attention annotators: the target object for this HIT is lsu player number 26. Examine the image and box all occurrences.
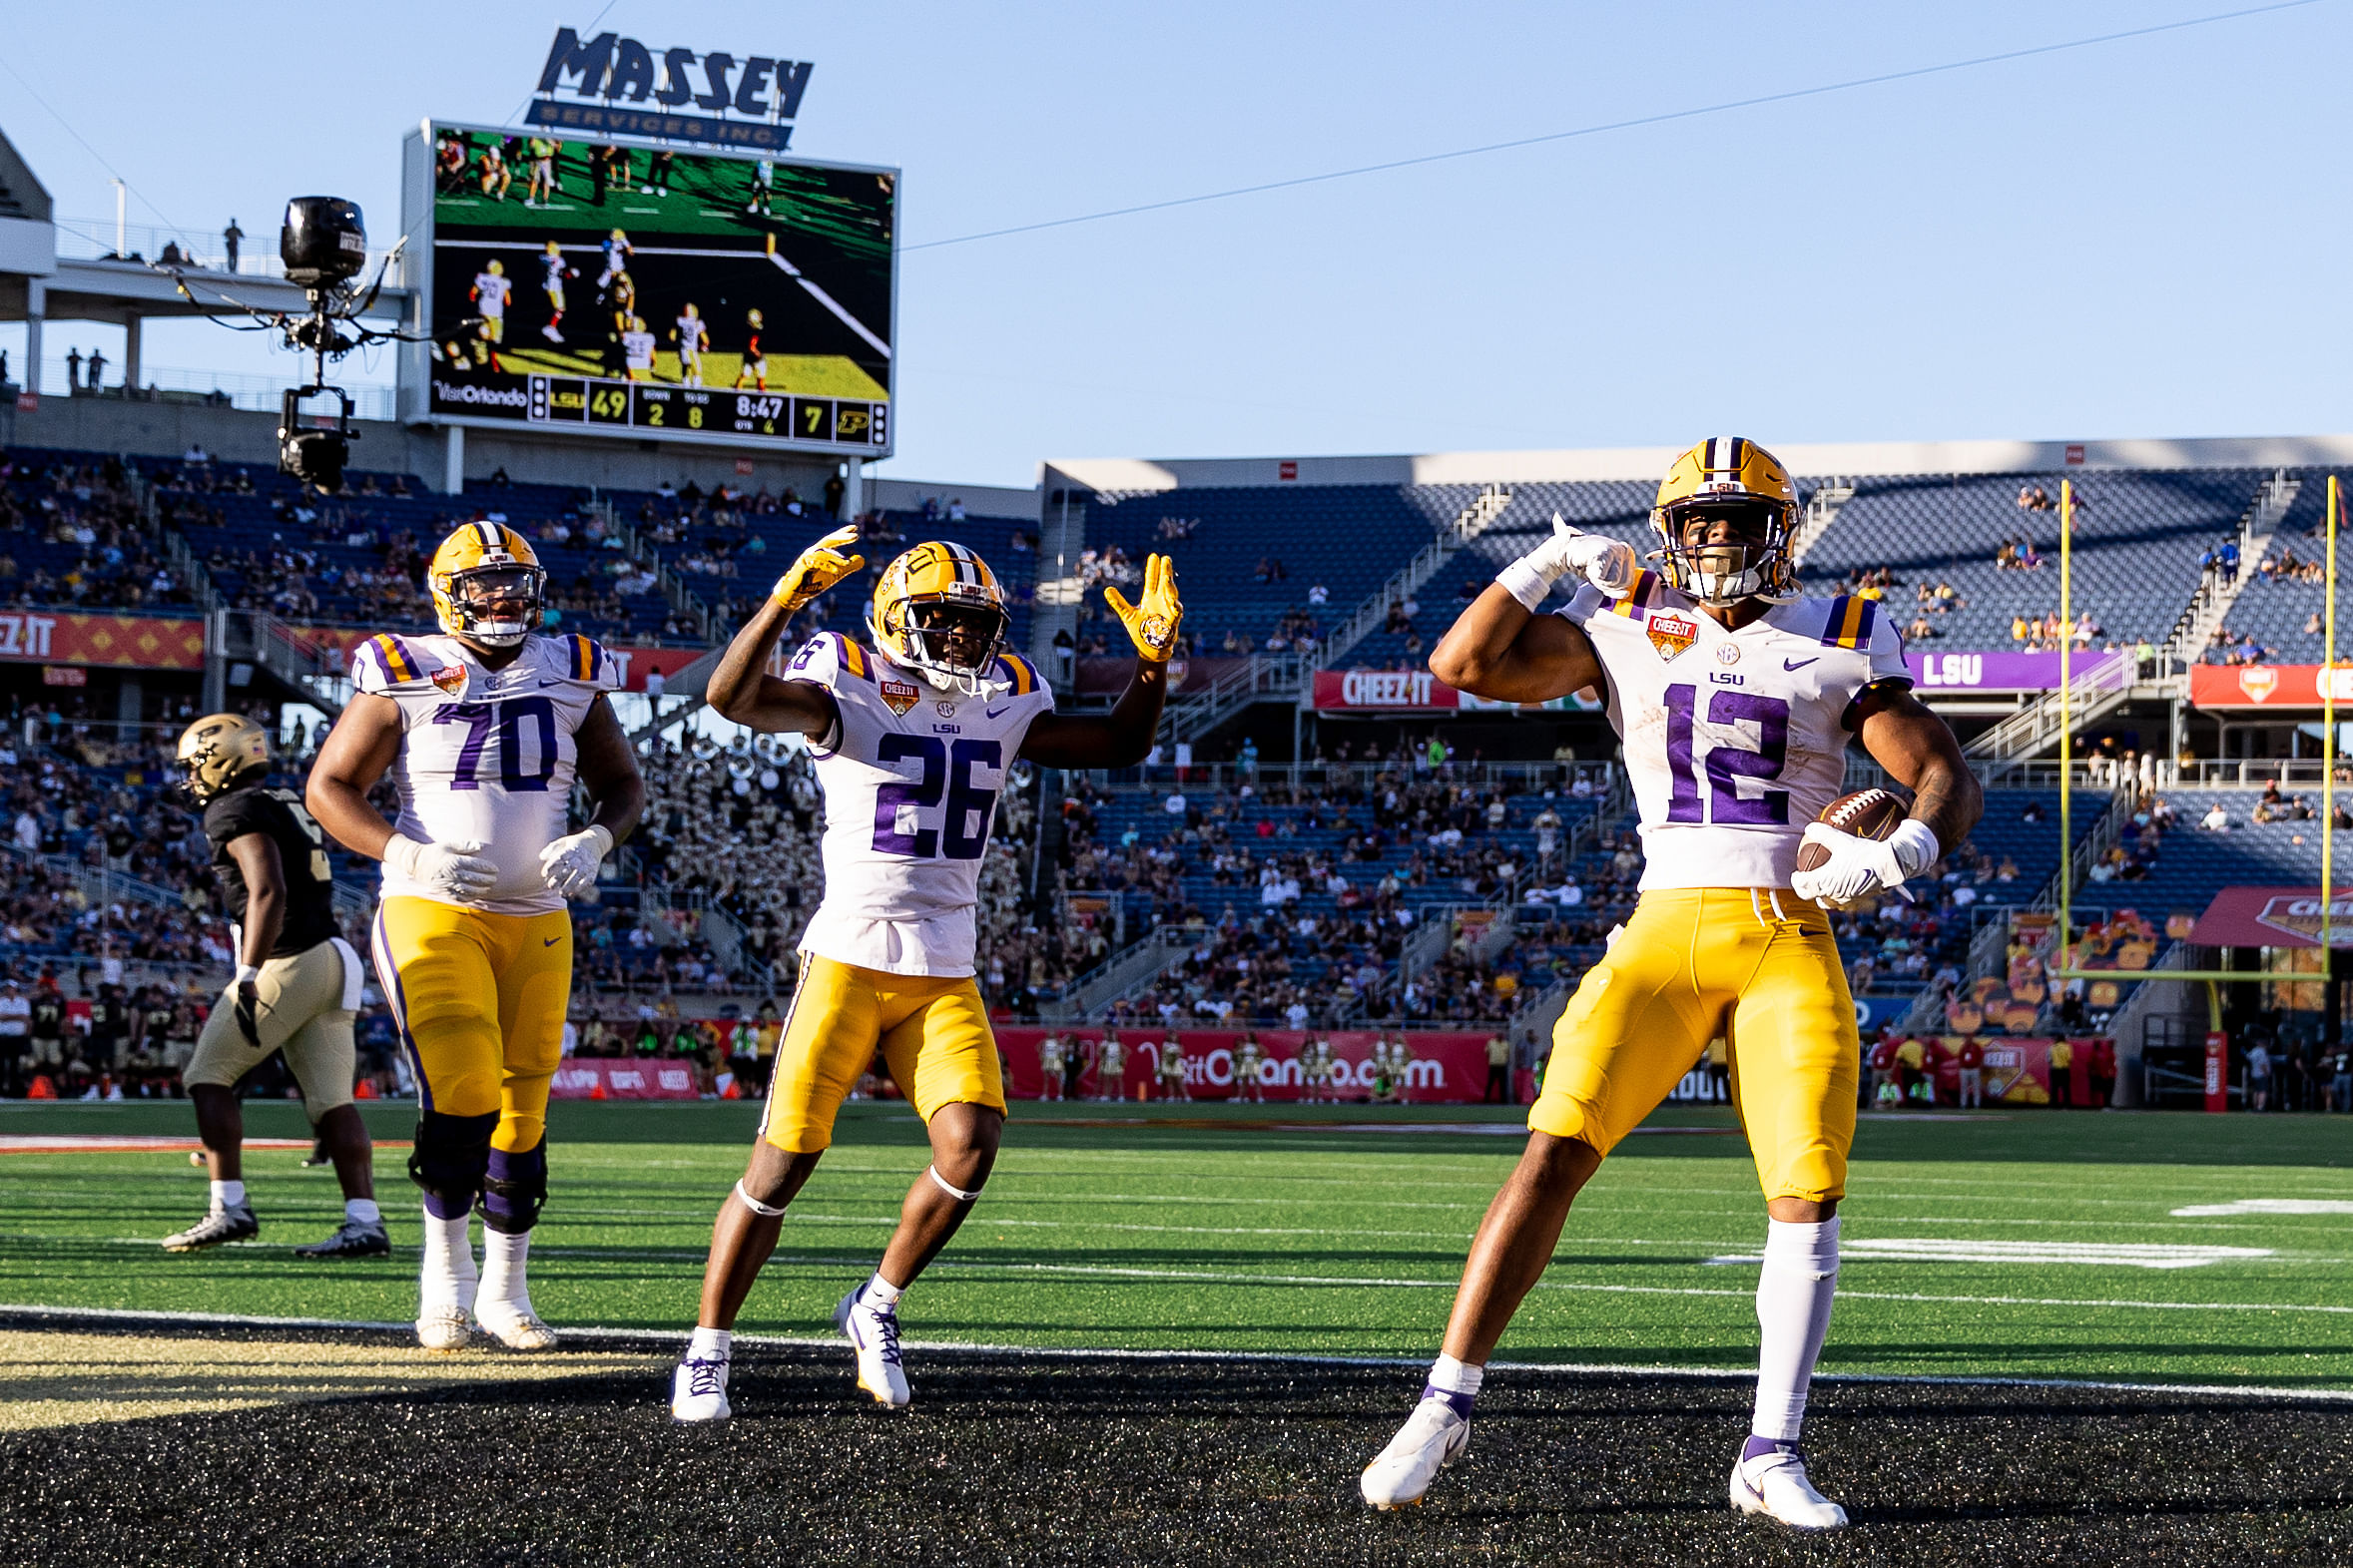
[670,528,1181,1422]
[308,522,645,1352]
[1357,439,1982,1528]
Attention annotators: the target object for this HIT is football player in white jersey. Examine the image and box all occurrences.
[468,260,510,369]
[307,522,645,1352]
[1359,438,1980,1528]
[672,529,1180,1420]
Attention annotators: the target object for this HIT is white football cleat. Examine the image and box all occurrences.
[161,1204,259,1253]
[1361,1395,1471,1509]
[834,1287,910,1408]
[671,1355,732,1422]
[1731,1439,1849,1530]
[415,1306,476,1351]
[476,1301,559,1350]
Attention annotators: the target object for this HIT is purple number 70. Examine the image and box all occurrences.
[431,703,498,791]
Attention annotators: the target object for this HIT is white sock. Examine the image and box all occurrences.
[210,1179,246,1211]
[479,1229,532,1313]
[419,1208,477,1313]
[345,1198,381,1226]
[1427,1353,1484,1397]
[688,1325,732,1361]
[861,1271,904,1308]
[1751,1216,1840,1442]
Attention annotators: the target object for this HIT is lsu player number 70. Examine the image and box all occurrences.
[668,526,1180,1422]
[1355,438,1983,1528]
[307,522,645,1354]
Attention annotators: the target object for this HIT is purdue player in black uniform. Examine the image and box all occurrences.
[162,715,386,1258]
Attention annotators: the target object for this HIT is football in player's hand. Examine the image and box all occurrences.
[1794,787,1909,870]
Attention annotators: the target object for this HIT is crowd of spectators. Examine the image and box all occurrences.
[0,455,193,615]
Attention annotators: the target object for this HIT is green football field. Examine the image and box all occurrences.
[5,1099,2350,1391]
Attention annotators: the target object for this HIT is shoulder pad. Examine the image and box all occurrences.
[543,632,622,691]
[991,653,1052,703]
[350,633,452,695]
[1820,595,1880,650]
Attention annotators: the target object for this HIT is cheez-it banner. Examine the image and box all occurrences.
[0,612,206,671]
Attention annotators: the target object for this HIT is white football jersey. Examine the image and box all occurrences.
[623,329,656,371]
[351,630,622,914]
[473,273,510,318]
[1561,573,1912,890]
[790,633,1052,976]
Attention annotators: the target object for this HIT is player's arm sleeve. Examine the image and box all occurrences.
[1556,582,1611,630]
[997,653,1055,715]
[558,634,624,693]
[350,634,436,696]
[1842,612,1917,731]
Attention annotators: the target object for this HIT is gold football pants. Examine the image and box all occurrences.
[1530,887,1859,1203]
[370,896,571,1154]
[762,953,1006,1154]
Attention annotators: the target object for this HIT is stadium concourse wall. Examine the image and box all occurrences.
[0,392,1035,518]
[1044,432,2353,491]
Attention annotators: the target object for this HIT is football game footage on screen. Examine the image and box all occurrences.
[426,125,894,451]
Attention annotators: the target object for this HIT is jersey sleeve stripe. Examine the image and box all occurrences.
[836,634,872,681]
[1004,655,1034,695]
[1607,570,1654,618]
[571,634,593,681]
[1822,596,1873,650]
[374,634,418,683]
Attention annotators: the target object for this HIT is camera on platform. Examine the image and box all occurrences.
[280,196,369,289]
[274,197,368,490]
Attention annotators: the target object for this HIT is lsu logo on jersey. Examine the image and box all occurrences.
[1646,609,1700,661]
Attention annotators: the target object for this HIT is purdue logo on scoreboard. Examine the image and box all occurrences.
[1645,610,1699,661]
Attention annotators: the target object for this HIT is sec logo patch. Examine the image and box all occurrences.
[1715,643,1740,666]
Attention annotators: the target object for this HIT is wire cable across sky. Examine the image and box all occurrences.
[901,0,2327,255]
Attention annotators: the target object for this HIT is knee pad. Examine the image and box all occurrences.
[408,1110,497,1220]
[480,1139,548,1235]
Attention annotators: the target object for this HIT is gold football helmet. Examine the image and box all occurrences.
[1648,436,1802,606]
[428,521,545,647]
[176,713,272,803]
[869,540,1009,695]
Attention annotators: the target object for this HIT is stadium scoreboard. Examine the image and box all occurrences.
[401,120,896,458]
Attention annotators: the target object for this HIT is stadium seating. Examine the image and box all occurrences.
[1796,469,2265,649]
[2213,473,2347,663]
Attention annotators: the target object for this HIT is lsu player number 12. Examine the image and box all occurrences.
[1357,439,1982,1528]
[669,527,1181,1422]
[307,522,645,1352]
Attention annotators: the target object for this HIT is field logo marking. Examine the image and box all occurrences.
[2171,1199,2353,1218]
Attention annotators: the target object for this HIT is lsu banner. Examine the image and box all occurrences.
[995,1027,1499,1103]
[1907,650,2127,692]
[549,1058,701,1100]
[0,611,205,671]
[2187,664,2353,709]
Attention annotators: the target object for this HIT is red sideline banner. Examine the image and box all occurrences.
[549,1058,700,1100]
[1310,669,1598,714]
[289,626,705,694]
[995,1027,1500,1103]
[0,611,206,671]
[1908,1036,2111,1106]
[2189,664,2353,709]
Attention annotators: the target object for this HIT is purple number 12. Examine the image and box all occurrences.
[1663,685,1789,824]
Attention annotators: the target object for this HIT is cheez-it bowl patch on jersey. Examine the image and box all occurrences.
[1646,610,1700,660]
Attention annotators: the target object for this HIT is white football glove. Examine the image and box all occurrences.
[1789,819,1941,909]
[383,834,499,899]
[1495,513,1640,610]
[539,824,615,900]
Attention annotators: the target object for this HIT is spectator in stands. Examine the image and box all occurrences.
[1906,611,1937,641]
[2199,801,2230,832]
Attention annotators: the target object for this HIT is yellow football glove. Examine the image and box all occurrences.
[772,525,866,611]
[1103,553,1184,663]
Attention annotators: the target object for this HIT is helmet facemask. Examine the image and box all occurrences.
[897,597,1007,695]
[441,562,545,648]
[1653,498,1799,608]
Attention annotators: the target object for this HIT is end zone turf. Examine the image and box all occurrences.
[2,1328,2348,1567]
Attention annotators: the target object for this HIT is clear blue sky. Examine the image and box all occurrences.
[2,1,2346,487]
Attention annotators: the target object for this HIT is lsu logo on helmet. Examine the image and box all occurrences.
[1648,436,1802,607]
[429,521,546,647]
[869,541,1009,696]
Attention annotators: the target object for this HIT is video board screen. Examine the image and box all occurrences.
[416,122,894,454]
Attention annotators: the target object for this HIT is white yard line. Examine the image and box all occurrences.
[2,1301,2348,1403]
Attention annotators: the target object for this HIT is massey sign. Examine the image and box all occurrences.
[529,27,815,150]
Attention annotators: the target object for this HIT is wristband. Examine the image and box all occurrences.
[583,824,615,855]
[1888,818,1941,878]
[1495,558,1559,613]
[235,964,262,985]
[382,833,422,877]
